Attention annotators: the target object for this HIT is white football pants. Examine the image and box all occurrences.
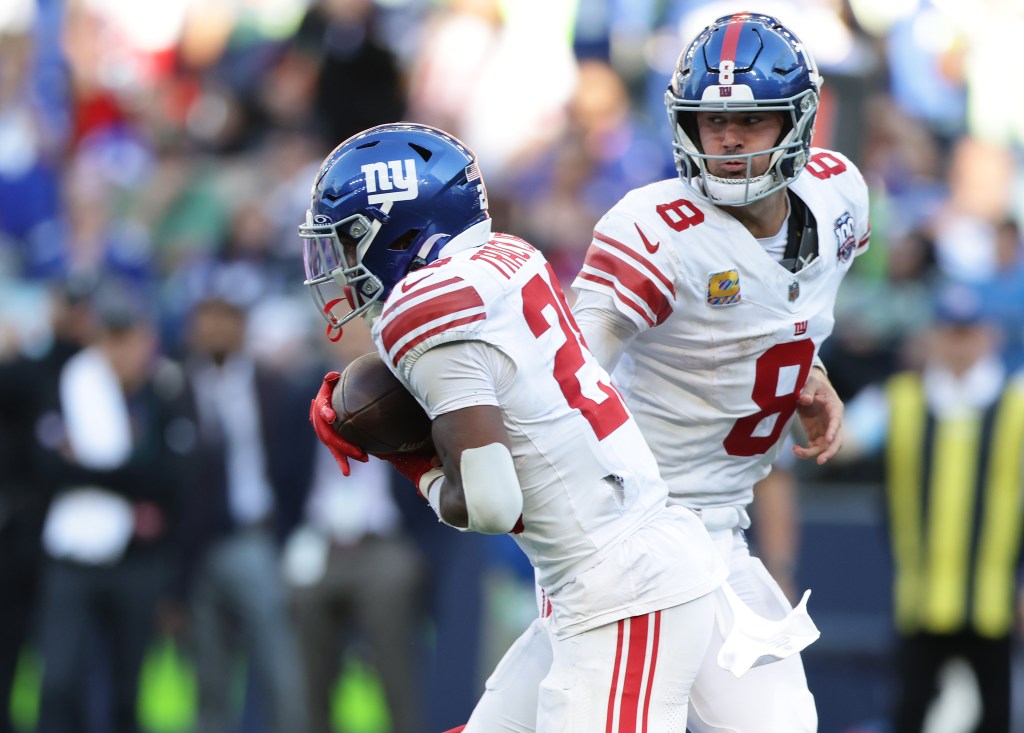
[464,529,817,733]
[467,594,715,733]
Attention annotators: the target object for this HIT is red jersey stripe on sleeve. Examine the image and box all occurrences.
[582,240,673,325]
[577,271,656,328]
[392,313,487,365]
[593,232,675,295]
[380,285,486,359]
[384,275,464,317]
[857,223,871,249]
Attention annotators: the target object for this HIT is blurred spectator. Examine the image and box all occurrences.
[285,318,427,733]
[27,130,157,283]
[507,59,671,282]
[979,217,1024,372]
[839,282,1024,732]
[824,226,940,401]
[0,16,67,264]
[960,0,1024,150]
[877,0,968,147]
[33,279,192,733]
[290,0,406,147]
[0,277,97,733]
[931,137,1016,284]
[179,286,313,733]
[405,0,577,187]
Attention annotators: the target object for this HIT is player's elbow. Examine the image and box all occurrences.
[458,443,524,534]
[439,484,521,534]
[465,492,522,534]
[438,491,470,529]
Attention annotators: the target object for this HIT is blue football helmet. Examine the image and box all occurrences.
[665,13,822,206]
[300,123,490,336]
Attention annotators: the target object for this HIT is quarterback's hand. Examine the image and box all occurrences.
[793,366,843,465]
[309,371,368,476]
[373,449,441,498]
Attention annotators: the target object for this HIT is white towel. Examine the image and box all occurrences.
[59,347,132,469]
[42,347,134,565]
[715,583,821,678]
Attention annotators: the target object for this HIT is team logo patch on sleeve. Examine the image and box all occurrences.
[834,211,856,263]
[707,269,741,306]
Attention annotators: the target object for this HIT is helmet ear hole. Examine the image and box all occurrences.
[388,229,421,252]
[677,112,702,154]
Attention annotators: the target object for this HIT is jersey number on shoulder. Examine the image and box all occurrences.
[656,198,705,232]
[805,152,847,180]
[522,266,630,441]
[723,339,815,456]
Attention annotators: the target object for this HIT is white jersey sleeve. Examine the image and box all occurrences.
[571,288,639,373]
[574,205,683,332]
[405,339,504,418]
[800,148,871,259]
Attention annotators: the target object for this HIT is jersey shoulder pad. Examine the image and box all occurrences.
[800,147,871,256]
[577,185,683,329]
[802,148,866,196]
[377,259,489,377]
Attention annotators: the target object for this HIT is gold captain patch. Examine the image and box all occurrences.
[707,270,741,306]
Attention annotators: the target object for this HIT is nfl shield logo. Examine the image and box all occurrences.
[788,280,800,301]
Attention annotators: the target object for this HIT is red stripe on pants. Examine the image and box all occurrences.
[605,620,627,733]
[618,615,651,732]
[641,611,661,733]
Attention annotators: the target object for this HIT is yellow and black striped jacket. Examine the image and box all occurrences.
[885,371,1024,638]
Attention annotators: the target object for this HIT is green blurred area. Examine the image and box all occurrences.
[8,640,390,733]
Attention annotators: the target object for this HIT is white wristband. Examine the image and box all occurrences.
[417,466,446,501]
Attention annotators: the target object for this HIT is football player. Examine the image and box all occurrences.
[300,122,731,731]
[453,12,865,733]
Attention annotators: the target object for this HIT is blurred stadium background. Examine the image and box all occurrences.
[0,0,1022,732]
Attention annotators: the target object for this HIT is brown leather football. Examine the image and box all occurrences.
[331,352,432,454]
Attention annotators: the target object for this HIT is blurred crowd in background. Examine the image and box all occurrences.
[0,0,1022,732]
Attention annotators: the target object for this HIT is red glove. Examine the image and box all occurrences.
[309,371,368,476]
[374,449,440,498]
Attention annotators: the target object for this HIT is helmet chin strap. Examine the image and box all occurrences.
[409,233,450,271]
[703,170,778,205]
[322,298,345,342]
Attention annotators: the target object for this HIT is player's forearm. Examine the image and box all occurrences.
[571,292,638,372]
[425,443,522,534]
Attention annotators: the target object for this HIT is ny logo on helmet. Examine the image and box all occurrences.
[361,159,419,205]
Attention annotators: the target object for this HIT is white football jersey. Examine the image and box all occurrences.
[373,233,724,637]
[572,148,870,511]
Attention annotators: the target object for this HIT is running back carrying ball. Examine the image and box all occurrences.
[331,352,432,454]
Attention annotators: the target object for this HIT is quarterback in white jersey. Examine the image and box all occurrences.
[458,13,862,733]
[574,143,868,512]
[301,123,726,732]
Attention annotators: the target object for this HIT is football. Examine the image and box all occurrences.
[331,352,432,454]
